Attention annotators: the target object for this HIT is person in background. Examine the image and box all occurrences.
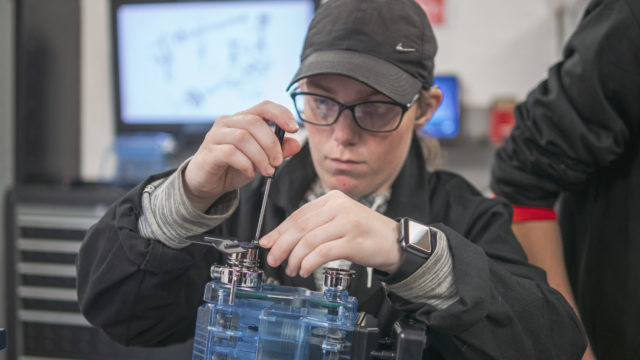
[77,0,586,358]
[491,0,639,359]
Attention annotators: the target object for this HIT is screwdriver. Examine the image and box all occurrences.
[253,124,286,243]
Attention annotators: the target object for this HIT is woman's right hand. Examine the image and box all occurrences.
[183,101,301,212]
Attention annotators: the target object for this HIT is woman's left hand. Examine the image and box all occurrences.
[259,190,402,278]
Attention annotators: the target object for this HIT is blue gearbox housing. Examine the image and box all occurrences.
[191,238,358,360]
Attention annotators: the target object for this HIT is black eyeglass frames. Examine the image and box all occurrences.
[290,91,416,133]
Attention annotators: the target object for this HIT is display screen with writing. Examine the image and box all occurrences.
[114,0,315,128]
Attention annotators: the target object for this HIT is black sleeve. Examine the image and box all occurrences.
[76,172,223,346]
[490,0,640,207]
[388,177,587,359]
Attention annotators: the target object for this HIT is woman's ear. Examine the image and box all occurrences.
[414,86,443,130]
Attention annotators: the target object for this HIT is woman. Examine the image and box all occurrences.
[77,0,586,358]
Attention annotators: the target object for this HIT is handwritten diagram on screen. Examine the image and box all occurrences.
[117,1,314,124]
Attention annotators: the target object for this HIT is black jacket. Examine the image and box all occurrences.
[78,139,586,359]
[490,0,640,359]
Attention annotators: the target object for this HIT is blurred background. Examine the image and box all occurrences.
[0,0,589,358]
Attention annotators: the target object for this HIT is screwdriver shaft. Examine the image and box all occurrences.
[254,178,272,241]
[253,125,285,242]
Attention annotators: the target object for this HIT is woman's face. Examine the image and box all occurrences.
[301,74,420,198]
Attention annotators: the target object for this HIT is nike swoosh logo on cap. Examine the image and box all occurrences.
[395,43,416,52]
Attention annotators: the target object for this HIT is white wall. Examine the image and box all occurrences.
[434,0,556,107]
[81,0,114,182]
[79,0,585,180]
[1,0,14,358]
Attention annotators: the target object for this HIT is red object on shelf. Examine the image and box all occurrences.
[415,0,445,25]
[489,98,517,145]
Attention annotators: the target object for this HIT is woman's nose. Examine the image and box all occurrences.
[331,109,361,145]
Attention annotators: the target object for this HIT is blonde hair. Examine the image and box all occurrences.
[415,87,442,170]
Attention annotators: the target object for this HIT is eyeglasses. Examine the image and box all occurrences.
[290,91,415,133]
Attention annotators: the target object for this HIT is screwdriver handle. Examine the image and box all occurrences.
[274,125,285,144]
[272,125,285,175]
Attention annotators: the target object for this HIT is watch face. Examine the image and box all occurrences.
[405,219,432,253]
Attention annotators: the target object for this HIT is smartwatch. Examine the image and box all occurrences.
[397,217,437,260]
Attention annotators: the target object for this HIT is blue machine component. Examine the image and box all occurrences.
[191,238,357,360]
[192,277,357,359]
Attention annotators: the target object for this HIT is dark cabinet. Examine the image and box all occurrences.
[4,185,193,359]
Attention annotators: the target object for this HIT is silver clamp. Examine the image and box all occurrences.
[211,265,263,289]
[323,267,356,291]
[187,236,264,304]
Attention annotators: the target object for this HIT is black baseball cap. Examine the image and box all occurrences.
[287,0,437,106]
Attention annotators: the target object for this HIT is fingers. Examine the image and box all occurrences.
[208,125,276,177]
[261,192,359,277]
[266,216,356,278]
[240,100,300,134]
[299,239,354,278]
[196,141,257,181]
[282,137,302,161]
[289,222,352,278]
[217,102,300,172]
[260,191,403,278]
[260,197,335,264]
[260,193,335,247]
[185,101,301,200]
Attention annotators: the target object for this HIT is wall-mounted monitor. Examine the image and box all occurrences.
[421,74,460,138]
[112,0,317,141]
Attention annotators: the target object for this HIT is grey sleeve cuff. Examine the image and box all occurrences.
[138,159,239,249]
[384,228,459,310]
